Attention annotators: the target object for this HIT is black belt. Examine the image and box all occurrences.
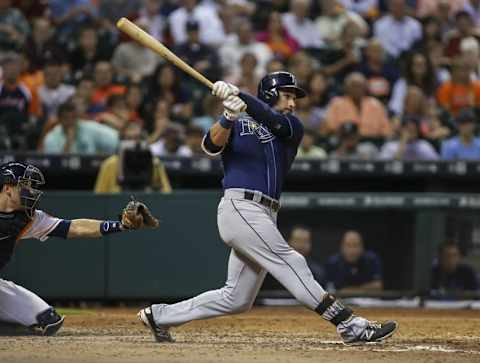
[244,191,280,212]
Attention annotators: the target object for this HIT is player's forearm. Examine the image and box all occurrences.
[209,121,232,147]
[67,219,124,239]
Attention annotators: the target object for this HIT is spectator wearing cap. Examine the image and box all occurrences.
[431,241,478,294]
[174,19,221,85]
[168,0,226,47]
[441,109,480,160]
[437,56,480,117]
[112,21,160,83]
[38,60,76,119]
[379,116,439,160]
[43,100,119,154]
[330,122,379,159]
[296,128,327,159]
[356,38,399,105]
[219,20,273,80]
[282,0,324,49]
[325,72,392,137]
[373,0,422,59]
[444,11,480,59]
[325,230,383,293]
[0,0,30,51]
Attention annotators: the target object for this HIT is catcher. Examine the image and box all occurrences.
[0,162,158,335]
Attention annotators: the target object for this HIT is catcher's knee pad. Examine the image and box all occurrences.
[31,308,65,336]
[315,293,353,326]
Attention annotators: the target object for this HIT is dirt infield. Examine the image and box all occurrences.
[1,306,479,363]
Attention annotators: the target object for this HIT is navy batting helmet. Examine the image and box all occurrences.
[0,162,45,218]
[257,71,306,105]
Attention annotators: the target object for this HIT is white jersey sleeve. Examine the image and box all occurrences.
[19,210,63,242]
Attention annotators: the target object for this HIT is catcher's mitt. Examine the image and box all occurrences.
[121,196,160,230]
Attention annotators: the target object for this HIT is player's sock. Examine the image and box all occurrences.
[315,293,353,326]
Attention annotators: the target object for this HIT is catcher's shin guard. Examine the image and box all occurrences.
[30,308,65,336]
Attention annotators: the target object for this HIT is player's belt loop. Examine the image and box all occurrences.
[243,191,280,213]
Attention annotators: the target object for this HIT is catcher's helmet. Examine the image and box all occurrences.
[257,71,306,106]
[0,162,45,218]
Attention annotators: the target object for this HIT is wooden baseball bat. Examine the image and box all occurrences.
[116,17,214,89]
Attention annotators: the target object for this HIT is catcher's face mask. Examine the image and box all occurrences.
[17,165,45,219]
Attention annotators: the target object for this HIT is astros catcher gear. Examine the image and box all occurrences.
[257,71,306,106]
[120,196,159,230]
[0,162,45,219]
[138,306,173,342]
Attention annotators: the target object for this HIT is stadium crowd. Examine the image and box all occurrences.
[1,0,480,161]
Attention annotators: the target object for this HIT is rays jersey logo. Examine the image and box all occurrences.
[239,117,275,143]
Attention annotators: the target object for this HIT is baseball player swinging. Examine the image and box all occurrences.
[0,162,158,335]
[138,72,398,344]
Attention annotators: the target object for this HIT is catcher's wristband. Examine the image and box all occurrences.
[100,220,124,235]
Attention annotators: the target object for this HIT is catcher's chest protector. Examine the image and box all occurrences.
[0,211,30,271]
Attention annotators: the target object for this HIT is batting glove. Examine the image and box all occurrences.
[212,81,239,100]
[223,95,246,120]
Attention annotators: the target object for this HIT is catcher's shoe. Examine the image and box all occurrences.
[341,319,398,345]
[137,306,173,343]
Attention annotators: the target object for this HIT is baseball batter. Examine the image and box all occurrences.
[0,162,158,335]
[138,72,398,344]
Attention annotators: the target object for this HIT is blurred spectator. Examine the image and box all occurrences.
[43,100,119,154]
[325,72,392,137]
[174,19,221,83]
[288,51,313,87]
[168,0,226,47]
[373,0,422,59]
[412,16,443,54]
[69,26,112,81]
[288,226,325,285]
[150,125,192,157]
[314,0,368,49]
[389,52,437,117]
[142,63,192,124]
[338,0,379,18]
[192,94,223,132]
[96,94,131,131]
[431,241,478,293]
[330,122,379,159]
[460,36,480,79]
[24,17,60,72]
[357,38,399,105]
[441,108,480,160]
[112,21,160,83]
[295,93,326,130]
[379,116,439,160]
[94,122,172,193]
[229,52,260,96]
[38,59,76,119]
[325,230,383,292]
[282,0,323,49]
[256,11,300,60]
[464,0,480,26]
[148,99,173,142]
[322,21,363,85]
[266,58,286,74]
[137,0,166,41]
[184,125,205,156]
[0,53,30,119]
[219,20,273,80]
[296,128,327,159]
[90,61,126,113]
[437,56,480,117]
[97,0,140,30]
[307,71,333,132]
[75,76,95,115]
[125,84,144,125]
[444,11,480,59]
[48,0,97,44]
[417,0,466,19]
[0,0,30,51]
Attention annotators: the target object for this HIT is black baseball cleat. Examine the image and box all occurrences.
[342,320,398,345]
[42,315,65,336]
[137,306,174,343]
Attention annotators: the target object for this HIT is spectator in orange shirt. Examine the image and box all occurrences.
[90,61,126,114]
[256,11,299,60]
[437,56,480,117]
[325,72,392,137]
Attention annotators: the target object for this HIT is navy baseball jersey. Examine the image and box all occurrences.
[204,92,304,200]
